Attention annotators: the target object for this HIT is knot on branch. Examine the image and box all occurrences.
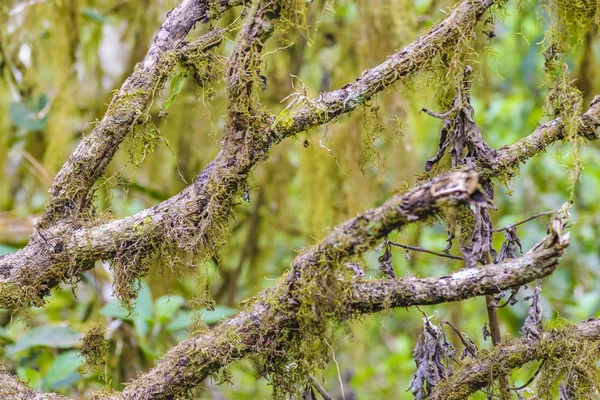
[401,169,493,218]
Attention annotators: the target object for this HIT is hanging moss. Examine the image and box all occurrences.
[358,101,386,176]
[80,325,109,372]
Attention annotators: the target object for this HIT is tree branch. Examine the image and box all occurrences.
[0,170,570,399]
[490,95,600,175]
[0,0,505,309]
[38,0,241,227]
[429,318,600,400]
[271,0,499,137]
[226,0,280,127]
[112,211,568,400]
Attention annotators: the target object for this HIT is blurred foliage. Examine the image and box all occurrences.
[1,0,600,398]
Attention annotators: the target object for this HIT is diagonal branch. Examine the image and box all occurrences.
[490,95,600,174]
[0,171,570,399]
[271,0,500,138]
[110,186,568,400]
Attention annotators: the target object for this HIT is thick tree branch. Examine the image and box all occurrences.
[0,0,504,309]
[113,205,567,399]
[429,318,600,400]
[271,0,500,137]
[0,171,570,399]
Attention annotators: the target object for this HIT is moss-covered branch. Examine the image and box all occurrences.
[225,0,280,129]
[491,95,600,175]
[429,318,600,400]
[349,222,569,313]
[0,365,69,400]
[0,170,572,399]
[38,0,240,226]
[0,0,507,310]
[272,0,501,138]
[103,171,565,399]
[109,186,566,399]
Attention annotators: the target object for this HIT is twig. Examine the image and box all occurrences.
[441,321,478,358]
[387,241,463,260]
[491,289,519,309]
[492,210,558,232]
[309,374,333,400]
[509,360,545,391]
[325,339,345,400]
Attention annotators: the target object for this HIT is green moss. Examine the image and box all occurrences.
[359,100,386,175]
[0,281,46,310]
[80,325,109,373]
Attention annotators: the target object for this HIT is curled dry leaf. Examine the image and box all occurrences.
[522,287,543,341]
[378,241,396,279]
[422,66,497,172]
[493,225,523,263]
[408,317,451,399]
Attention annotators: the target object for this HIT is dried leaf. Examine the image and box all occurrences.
[482,322,491,342]
[422,66,496,173]
[459,335,478,360]
[522,287,543,340]
[408,318,450,399]
[378,242,396,279]
[494,225,523,263]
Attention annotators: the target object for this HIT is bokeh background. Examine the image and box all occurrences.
[1,0,599,398]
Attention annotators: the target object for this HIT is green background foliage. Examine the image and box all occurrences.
[1,0,599,398]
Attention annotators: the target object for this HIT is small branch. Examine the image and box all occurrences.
[272,0,500,138]
[441,321,478,358]
[225,0,281,128]
[492,210,559,232]
[309,374,333,400]
[509,360,545,391]
[387,241,463,260]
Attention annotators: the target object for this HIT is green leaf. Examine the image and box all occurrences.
[166,310,194,332]
[163,73,185,110]
[155,295,185,324]
[100,283,153,323]
[81,8,105,23]
[43,350,82,390]
[6,326,83,355]
[17,367,42,390]
[9,95,49,131]
[202,306,236,324]
[270,108,290,130]
[100,301,132,320]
